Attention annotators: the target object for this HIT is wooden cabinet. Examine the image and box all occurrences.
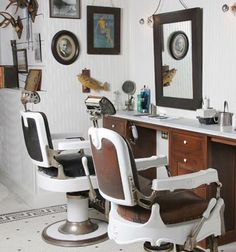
[103,116,156,159]
[103,116,156,178]
[169,130,208,175]
[103,115,236,245]
[169,130,208,198]
[209,137,236,245]
[103,116,128,137]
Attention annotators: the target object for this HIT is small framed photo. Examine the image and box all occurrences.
[49,0,80,19]
[34,33,42,63]
[51,30,80,65]
[87,6,121,55]
[16,49,28,73]
[24,69,42,91]
[169,31,189,60]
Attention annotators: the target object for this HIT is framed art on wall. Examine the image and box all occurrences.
[24,69,42,91]
[87,6,121,55]
[16,49,28,73]
[51,30,80,65]
[49,0,81,19]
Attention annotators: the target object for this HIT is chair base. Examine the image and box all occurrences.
[175,244,205,252]
[144,242,174,252]
[42,218,108,247]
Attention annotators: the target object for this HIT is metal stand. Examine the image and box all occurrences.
[42,193,107,247]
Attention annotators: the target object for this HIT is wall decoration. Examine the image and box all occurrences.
[169,31,189,60]
[81,68,91,93]
[0,12,23,39]
[34,33,42,63]
[16,49,28,73]
[51,30,80,65]
[77,71,109,92]
[87,6,121,55]
[24,69,42,91]
[49,0,80,19]
[0,0,39,38]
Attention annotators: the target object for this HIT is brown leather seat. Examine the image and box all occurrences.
[117,175,208,224]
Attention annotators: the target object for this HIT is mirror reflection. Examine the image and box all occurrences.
[162,21,193,99]
[153,8,202,110]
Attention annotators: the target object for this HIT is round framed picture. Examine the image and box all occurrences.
[169,31,189,60]
[51,30,80,65]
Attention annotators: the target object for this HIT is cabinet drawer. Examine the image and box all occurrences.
[174,150,205,172]
[171,131,204,152]
[103,117,127,136]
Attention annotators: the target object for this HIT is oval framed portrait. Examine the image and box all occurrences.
[51,30,80,65]
[169,31,189,60]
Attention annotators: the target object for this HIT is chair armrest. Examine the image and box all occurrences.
[51,132,83,140]
[152,168,219,192]
[57,139,90,151]
[135,155,167,171]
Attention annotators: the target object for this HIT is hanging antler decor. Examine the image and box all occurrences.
[5,0,29,14]
[5,0,38,22]
[0,11,23,39]
[0,0,38,39]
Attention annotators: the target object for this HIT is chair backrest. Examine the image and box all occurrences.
[88,127,140,206]
[20,110,53,168]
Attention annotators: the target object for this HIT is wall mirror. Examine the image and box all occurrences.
[153,8,202,110]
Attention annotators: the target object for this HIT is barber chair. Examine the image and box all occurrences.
[20,91,107,246]
[85,126,225,252]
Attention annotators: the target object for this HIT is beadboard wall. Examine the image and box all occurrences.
[0,0,129,136]
[128,0,236,117]
[0,0,130,206]
[1,0,236,205]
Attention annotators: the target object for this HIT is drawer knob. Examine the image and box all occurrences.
[183,158,187,163]
[183,140,187,144]
[111,124,115,128]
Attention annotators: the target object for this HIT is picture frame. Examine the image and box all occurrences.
[16,49,28,73]
[49,0,80,19]
[169,31,189,60]
[51,30,80,65]
[34,33,42,63]
[87,6,121,55]
[24,69,42,91]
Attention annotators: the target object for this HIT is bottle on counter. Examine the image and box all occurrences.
[137,94,142,113]
[140,85,150,113]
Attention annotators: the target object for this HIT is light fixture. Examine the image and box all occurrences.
[139,0,188,27]
[139,0,162,27]
[222,3,236,14]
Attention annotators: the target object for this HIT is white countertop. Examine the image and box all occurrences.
[111,111,236,140]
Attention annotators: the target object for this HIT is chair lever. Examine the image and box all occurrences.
[184,198,217,251]
[82,157,97,201]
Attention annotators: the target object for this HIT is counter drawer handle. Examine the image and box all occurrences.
[183,158,187,163]
[183,140,187,144]
[111,124,116,128]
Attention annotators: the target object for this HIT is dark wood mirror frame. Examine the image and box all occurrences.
[153,8,202,110]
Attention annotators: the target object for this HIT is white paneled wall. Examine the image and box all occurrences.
[1,0,236,204]
[0,0,129,205]
[128,0,236,116]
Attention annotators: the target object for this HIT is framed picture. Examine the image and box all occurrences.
[49,0,80,19]
[51,30,80,65]
[34,33,42,63]
[24,69,42,91]
[169,31,189,60]
[16,49,28,73]
[87,6,121,55]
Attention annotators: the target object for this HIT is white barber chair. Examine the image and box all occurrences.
[86,126,225,252]
[20,91,107,246]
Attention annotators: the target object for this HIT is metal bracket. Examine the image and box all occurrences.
[46,146,67,179]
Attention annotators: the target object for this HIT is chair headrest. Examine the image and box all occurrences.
[85,96,116,116]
